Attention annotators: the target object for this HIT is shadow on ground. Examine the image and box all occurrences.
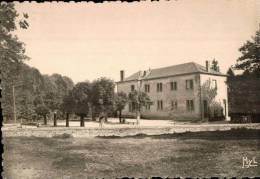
[96,128,260,140]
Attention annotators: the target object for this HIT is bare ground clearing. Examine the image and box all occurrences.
[3,129,260,178]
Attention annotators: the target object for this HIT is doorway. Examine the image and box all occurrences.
[203,100,208,118]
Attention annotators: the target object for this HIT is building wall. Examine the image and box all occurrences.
[200,74,229,121]
[117,73,202,120]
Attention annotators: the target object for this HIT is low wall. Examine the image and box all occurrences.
[3,124,260,138]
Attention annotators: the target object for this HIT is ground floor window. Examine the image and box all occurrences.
[186,100,194,112]
[145,104,151,110]
[129,102,136,112]
[171,100,178,110]
[157,100,163,110]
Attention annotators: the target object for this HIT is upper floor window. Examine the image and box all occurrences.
[170,81,177,91]
[145,84,150,93]
[131,85,135,92]
[186,79,194,90]
[186,100,194,112]
[157,100,163,110]
[157,83,163,92]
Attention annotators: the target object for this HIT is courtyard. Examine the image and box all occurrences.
[3,129,260,178]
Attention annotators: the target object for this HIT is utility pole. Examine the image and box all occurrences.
[12,85,17,123]
[136,74,143,125]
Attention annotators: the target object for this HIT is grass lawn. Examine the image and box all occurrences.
[3,129,260,178]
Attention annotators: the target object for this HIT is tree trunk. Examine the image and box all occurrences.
[54,113,57,127]
[119,110,122,123]
[91,107,96,121]
[92,114,96,121]
[105,113,108,122]
[43,115,47,125]
[80,116,85,127]
[66,113,69,127]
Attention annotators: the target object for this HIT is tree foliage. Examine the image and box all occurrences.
[0,2,29,120]
[235,28,260,75]
[0,2,29,81]
[210,59,220,72]
[35,104,49,118]
[90,78,115,117]
[72,82,91,118]
[128,90,152,113]
[114,92,128,122]
[2,63,74,121]
[114,92,128,112]
[61,91,75,114]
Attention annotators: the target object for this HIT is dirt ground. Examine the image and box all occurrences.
[4,118,259,130]
[3,129,260,179]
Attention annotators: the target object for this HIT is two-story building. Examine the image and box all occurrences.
[116,62,229,121]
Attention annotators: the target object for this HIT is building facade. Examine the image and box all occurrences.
[116,62,229,121]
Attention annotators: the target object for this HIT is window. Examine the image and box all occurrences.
[170,81,177,91]
[157,83,163,92]
[157,100,163,110]
[145,104,151,110]
[145,84,150,93]
[129,103,132,112]
[131,85,135,91]
[186,100,194,112]
[129,102,136,112]
[186,80,194,90]
[212,79,217,89]
[171,100,178,110]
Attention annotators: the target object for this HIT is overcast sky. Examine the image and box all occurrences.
[15,0,260,83]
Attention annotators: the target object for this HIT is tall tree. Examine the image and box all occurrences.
[90,78,115,121]
[235,28,260,75]
[0,2,29,121]
[61,91,75,127]
[227,67,235,83]
[72,82,91,127]
[128,90,152,124]
[114,92,128,123]
[35,104,49,125]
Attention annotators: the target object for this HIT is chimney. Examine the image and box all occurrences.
[120,70,124,81]
[206,61,209,72]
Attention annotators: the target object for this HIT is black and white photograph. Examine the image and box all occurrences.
[1,0,260,178]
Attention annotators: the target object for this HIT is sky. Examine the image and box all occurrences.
[15,0,260,83]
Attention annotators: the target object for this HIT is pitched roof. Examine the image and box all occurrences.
[123,62,226,82]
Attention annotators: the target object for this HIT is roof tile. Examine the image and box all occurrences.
[124,62,225,82]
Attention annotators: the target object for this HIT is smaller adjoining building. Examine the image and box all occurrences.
[116,62,229,121]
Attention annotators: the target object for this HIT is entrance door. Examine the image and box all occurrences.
[203,100,208,118]
[223,99,227,119]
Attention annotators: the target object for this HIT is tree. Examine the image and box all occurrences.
[227,67,235,83]
[72,82,91,127]
[201,79,224,120]
[210,59,220,72]
[235,28,260,75]
[44,74,74,112]
[61,91,75,127]
[90,78,115,121]
[0,3,29,66]
[0,2,29,122]
[227,67,235,77]
[114,92,128,123]
[128,90,152,124]
[35,104,49,125]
